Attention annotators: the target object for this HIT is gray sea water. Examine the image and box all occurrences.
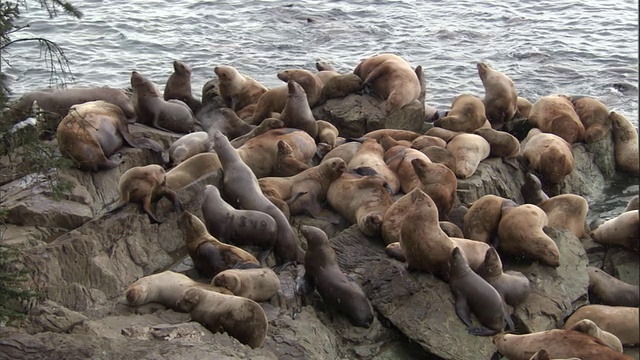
[4,0,639,215]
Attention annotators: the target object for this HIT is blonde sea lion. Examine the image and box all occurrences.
[106,164,182,223]
[382,189,426,245]
[250,85,288,125]
[383,145,430,193]
[229,117,284,148]
[279,80,318,139]
[446,133,491,179]
[522,129,574,184]
[214,65,267,111]
[165,152,221,190]
[212,267,281,302]
[320,73,363,100]
[434,94,487,132]
[320,141,361,165]
[169,131,213,166]
[412,158,457,221]
[587,266,639,308]
[164,60,202,113]
[363,128,422,142]
[299,225,374,328]
[563,304,639,346]
[201,184,277,248]
[419,146,457,173]
[463,195,513,244]
[424,127,460,142]
[537,194,588,239]
[568,318,623,353]
[625,195,639,212]
[277,68,323,107]
[178,211,260,277]
[610,111,639,175]
[477,247,531,306]
[379,134,412,151]
[528,94,585,144]
[353,53,421,113]
[411,135,447,149]
[56,100,164,171]
[590,210,639,251]
[572,97,610,143]
[449,237,492,272]
[515,96,533,119]
[316,120,339,148]
[477,62,518,129]
[125,271,232,309]
[473,128,520,158]
[176,287,268,349]
[348,138,400,194]
[528,349,580,360]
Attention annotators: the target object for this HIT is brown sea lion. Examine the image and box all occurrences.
[125,271,232,309]
[610,111,639,175]
[250,85,288,125]
[521,172,550,205]
[277,69,323,107]
[299,225,374,328]
[353,53,421,113]
[209,107,254,140]
[419,146,457,173]
[424,127,460,142]
[563,304,639,346]
[528,349,580,360]
[320,73,363,100]
[56,100,164,171]
[176,287,268,349]
[572,97,610,143]
[178,211,260,277]
[477,62,518,129]
[411,135,447,149]
[587,266,640,307]
[567,318,624,353]
[384,146,432,194]
[473,127,520,158]
[279,80,318,138]
[347,138,400,194]
[316,120,339,148]
[169,131,213,166]
[538,194,588,239]
[212,130,304,265]
[212,268,281,302]
[258,158,346,220]
[449,247,508,336]
[515,96,533,119]
[440,221,464,238]
[384,242,406,262]
[131,71,199,133]
[522,129,574,184]
[449,237,492,272]
[229,118,284,148]
[463,195,512,244]
[363,128,422,142]
[327,167,394,237]
[320,141,361,165]
[382,189,427,245]
[412,158,457,221]
[106,164,182,223]
[590,210,639,251]
[497,204,561,267]
[493,329,632,360]
[201,184,277,248]
[165,152,221,190]
[214,65,267,112]
[164,60,202,113]
[434,94,487,132]
[446,133,491,179]
[529,94,585,144]
[477,247,531,306]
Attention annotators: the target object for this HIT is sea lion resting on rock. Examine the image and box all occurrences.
[522,129,574,184]
[572,97,610,143]
[125,270,232,309]
[563,304,639,346]
[201,184,277,248]
[568,319,623,352]
[316,120,339,148]
[298,225,374,328]
[214,65,267,112]
[348,138,400,194]
[229,118,284,148]
[477,247,531,306]
[384,145,431,194]
[178,211,260,278]
[434,94,487,132]
[320,141,361,165]
[412,158,457,221]
[106,164,182,224]
[590,210,639,252]
[446,133,491,179]
[277,69,323,108]
[537,194,588,239]
[164,60,202,113]
[278,80,318,139]
[169,131,213,166]
[477,62,518,129]
[610,111,639,175]
[176,287,268,349]
[212,267,281,302]
[165,152,222,190]
[463,195,513,244]
[473,128,520,158]
[56,100,164,171]
[528,94,585,144]
[130,71,200,134]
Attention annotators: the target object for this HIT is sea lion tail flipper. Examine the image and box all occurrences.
[142,195,163,224]
[104,199,127,214]
[353,166,380,177]
[233,262,263,270]
[159,187,183,213]
[272,261,295,275]
[285,191,308,206]
[504,307,515,331]
[307,206,342,224]
[115,117,164,153]
[453,295,474,328]
[467,326,499,337]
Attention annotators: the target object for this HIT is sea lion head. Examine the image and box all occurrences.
[173,60,191,75]
[178,211,207,242]
[476,62,491,79]
[125,284,150,306]
[300,225,327,249]
[479,247,503,278]
[175,287,203,312]
[212,271,241,294]
[130,71,160,97]
[322,158,347,179]
[286,79,306,100]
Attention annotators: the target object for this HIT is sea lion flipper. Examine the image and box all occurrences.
[273,261,295,275]
[453,294,474,328]
[158,187,182,213]
[116,118,164,153]
[142,195,163,224]
[467,325,498,336]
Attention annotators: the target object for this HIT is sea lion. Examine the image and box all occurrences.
[327,167,394,237]
[515,96,533,119]
[537,194,588,239]
[178,211,260,277]
[588,267,640,307]
[440,221,464,238]
[320,141,361,165]
[412,158,457,220]
[353,53,421,113]
[212,130,305,265]
[277,69,323,107]
[229,118,284,148]
[214,65,267,111]
[522,129,574,184]
[125,271,232,309]
[316,120,339,148]
[610,111,639,175]
[449,237,492,272]
[164,60,202,113]
[250,85,288,125]
[56,100,164,171]
[201,184,277,248]
[434,94,487,132]
[572,97,610,143]
[477,62,518,129]
[626,195,639,211]
[363,128,422,142]
[473,128,520,158]
[424,127,460,142]
[567,318,623,353]
[477,247,531,306]
[590,210,639,251]
[106,164,182,223]
[521,172,550,205]
[563,304,639,346]
[169,131,213,166]
[271,140,311,177]
[384,242,405,262]
[463,194,512,244]
[299,225,374,328]
[446,133,491,179]
[258,158,346,220]
[419,146,457,173]
[382,188,426,245]
[320,73,363,100]
[493,330,632,360]
[130,71,199,134]
[528,94,585,144]
[165,152,222,190]
[176,287,268,349]
[497,203,561,267]
[212,267,281,302]
[384,146,432,194]
[208,107,254,140]
[448,247,508,336]
[411,135,447,149]
[278,80,318,138]
[348,138,400,194]
[528,349,580,360]
[379,135,412,151]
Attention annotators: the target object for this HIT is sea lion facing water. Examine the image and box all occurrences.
[528,94,585,144]
[610,111,640,175]
[214,65,267,112]
[434,94,487,132]
[477,62,518,129]
[164,60,202,113]
[590,210,639,252]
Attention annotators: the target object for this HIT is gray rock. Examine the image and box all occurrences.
[603,247,640,286]
[455,157,526,207]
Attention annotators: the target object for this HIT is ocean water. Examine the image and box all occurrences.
[3,0,639,213]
